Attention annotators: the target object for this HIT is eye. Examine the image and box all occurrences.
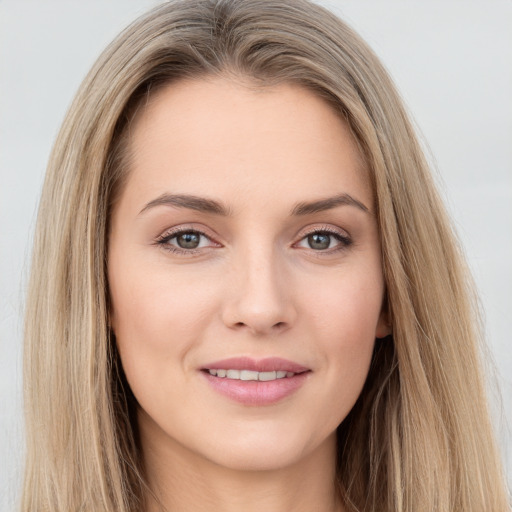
[173,231,204,249]
[155,228,219,254]
[295,228,352,252]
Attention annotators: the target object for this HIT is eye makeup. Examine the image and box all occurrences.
[293,225,352,253]
[154,225,222,256]
[154,223,352,257]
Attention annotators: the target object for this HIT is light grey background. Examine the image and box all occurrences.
[1,1,511,509]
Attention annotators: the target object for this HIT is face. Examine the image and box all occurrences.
[108,77,389,473]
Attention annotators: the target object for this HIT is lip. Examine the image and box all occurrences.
[202,357,309,373]
[200,357,311,406]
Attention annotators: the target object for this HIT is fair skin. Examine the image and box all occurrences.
[108,76,390,512]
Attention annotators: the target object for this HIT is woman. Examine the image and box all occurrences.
[22,0,510,510]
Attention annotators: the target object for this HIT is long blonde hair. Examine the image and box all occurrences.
[23,0,509,510]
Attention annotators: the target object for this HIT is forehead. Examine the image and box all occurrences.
[121,76,372,215]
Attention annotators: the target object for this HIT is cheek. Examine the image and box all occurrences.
[304,263,384,344]
[301,266,383,412]
[108,255,221,390]
[109,268,225,438]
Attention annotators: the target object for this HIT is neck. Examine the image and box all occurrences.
[140,414,343,512]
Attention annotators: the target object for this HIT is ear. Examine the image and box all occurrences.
[375,308,392,339]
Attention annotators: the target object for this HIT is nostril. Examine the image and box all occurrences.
[231,321,286,332]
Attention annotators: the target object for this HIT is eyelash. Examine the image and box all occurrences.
[154,227,218,256]
[154,225,352,256]
[295,226,352,254]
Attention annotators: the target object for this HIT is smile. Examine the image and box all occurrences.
[206,369,296,381]
[201,357,310,406]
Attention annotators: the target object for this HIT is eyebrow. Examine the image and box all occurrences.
[139,194,232,216]
[138,192,370,216]
[290,193,370,216]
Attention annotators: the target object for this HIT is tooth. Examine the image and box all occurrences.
[286,372,294,378]
[208,369,217,376]
[259,371,277,381]
[226,369,240,379]
[276,371,287,379]
[217,369,227,377]
[240,370,259,381]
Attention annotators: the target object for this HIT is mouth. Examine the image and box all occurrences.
[203,369,299,381]
[200,357,311,406]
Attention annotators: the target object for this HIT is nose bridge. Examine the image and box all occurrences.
[222,237,295,335]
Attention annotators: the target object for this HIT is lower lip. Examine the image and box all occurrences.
[201,371,309,406]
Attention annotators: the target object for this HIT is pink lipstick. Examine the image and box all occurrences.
[200,357,310,406]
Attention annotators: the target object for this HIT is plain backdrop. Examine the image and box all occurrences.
[1,1,511,508]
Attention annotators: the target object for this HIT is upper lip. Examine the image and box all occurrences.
[201,357,310,373]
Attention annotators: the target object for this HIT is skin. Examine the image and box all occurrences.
[108,76,390,512]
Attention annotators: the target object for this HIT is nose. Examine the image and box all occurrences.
[221,245,297,336]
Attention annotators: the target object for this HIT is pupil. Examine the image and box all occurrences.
[177,232,200,249]
[308,233,330,250]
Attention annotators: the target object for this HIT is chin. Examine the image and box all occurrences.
[201,425,336,473]
[208,448,304,472]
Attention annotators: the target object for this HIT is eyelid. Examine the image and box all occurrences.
[295,223,349,238]
[154,224,222,254]
[154,223,352,256]
[293,224,352,252]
